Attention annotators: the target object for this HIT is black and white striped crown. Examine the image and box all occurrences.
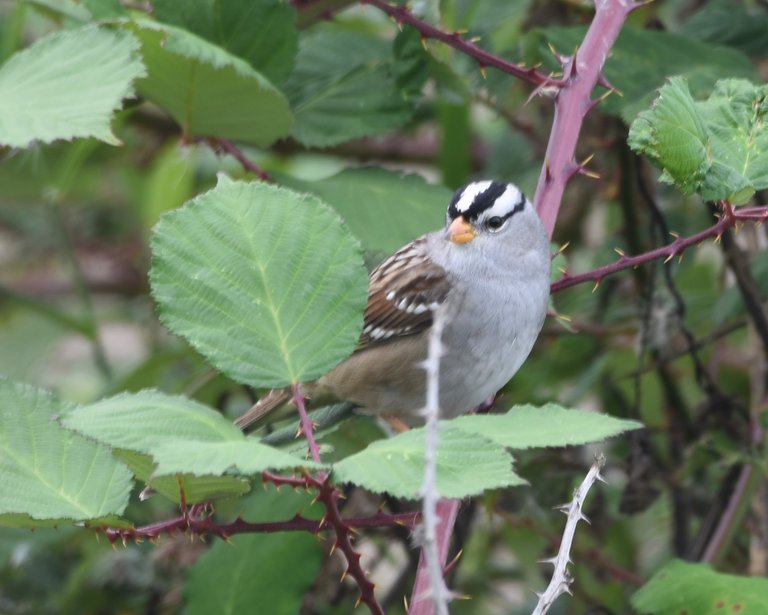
[447,180,528,223]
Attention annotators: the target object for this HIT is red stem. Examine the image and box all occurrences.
[214,138,273,182]
[293,384,385,614]
[292,383,323,465]
[363,0,557,86]
[550,206,768,294]
[534,0,642,235]
[408,499,461,615]
[97,509,419,544]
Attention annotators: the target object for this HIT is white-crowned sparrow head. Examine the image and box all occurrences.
[236,180,551,429]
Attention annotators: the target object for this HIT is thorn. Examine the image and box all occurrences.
[404,595,409,613]
[557,266,568,275]
[614,247,625,257]
[547,41,567,65]
[663,252,675,264]
[595,472,608,484]
[354,595,362,609]
[592,279,601,293]
[714,234,723,244]
[579,512,591,525]
[669,230,680,239]
[557,241,570,254]
[340,568,348,583]
[538,556,558,566]
[677,253,684,263]
[554,503,571,514]
[580,153,595,167]
[479,64,487,79]
[556,313,572,323]
[469,36,481,44]
[329,541,337,557]
[444,548,464,575]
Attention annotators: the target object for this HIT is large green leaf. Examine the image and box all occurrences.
[631,560,768,614]
[152,0,297,85]
[116,449,250,504]
[149,176,368,387]
[0,379,132,527]
[284,30,415,146]
[332,427,524,499]
[131,20,292,146]
[681,0,768,57]
[62,390,319,481]
[530,26,756,121]
[280,168,452,254]
[185,486,323,615]
[453,404,643,450]
[0,25,145,148]
[629,77,768,204]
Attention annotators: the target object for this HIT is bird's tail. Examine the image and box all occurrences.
[235,388,291,431]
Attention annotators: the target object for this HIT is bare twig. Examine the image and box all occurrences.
[292,385,385,614]
[96,506,419,544]
[410,311,451,615]
[409,500,461,615]
[363,0,557,86]
[213,138,273,182]
[551,205,768,294]
[533,456,607,615]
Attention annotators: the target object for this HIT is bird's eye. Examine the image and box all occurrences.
[487,216,505,230]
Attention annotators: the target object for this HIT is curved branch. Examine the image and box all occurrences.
[551,206,768,294]
[363,0,556,86]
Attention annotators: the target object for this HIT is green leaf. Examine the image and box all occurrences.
[681,0,768,57]
[185,486,323,615]
[131,20,292,146]
[284,30,415,146]
[63,389,243,448]
[140,139,196,228]
[629,77,768,204]
[82,0,127,19]
[0,379,132,526]
[150,177,368,387]
[61,390,319,480]
[0,25,145,148]
[279,168,452,254]
[152,0,298,84]
[631,560,768,614]
[453,404,643,450]
[333,427,524,499]
[116,449,251,504]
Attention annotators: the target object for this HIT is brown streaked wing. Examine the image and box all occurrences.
[357,238,451,350]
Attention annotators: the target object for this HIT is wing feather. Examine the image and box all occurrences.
[358,238,450,350]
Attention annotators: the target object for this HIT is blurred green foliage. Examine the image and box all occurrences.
[1,0,767,614]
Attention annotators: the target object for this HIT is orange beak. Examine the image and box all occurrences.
[448,216,476,244]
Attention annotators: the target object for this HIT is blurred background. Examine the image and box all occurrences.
[1,0,767,613]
